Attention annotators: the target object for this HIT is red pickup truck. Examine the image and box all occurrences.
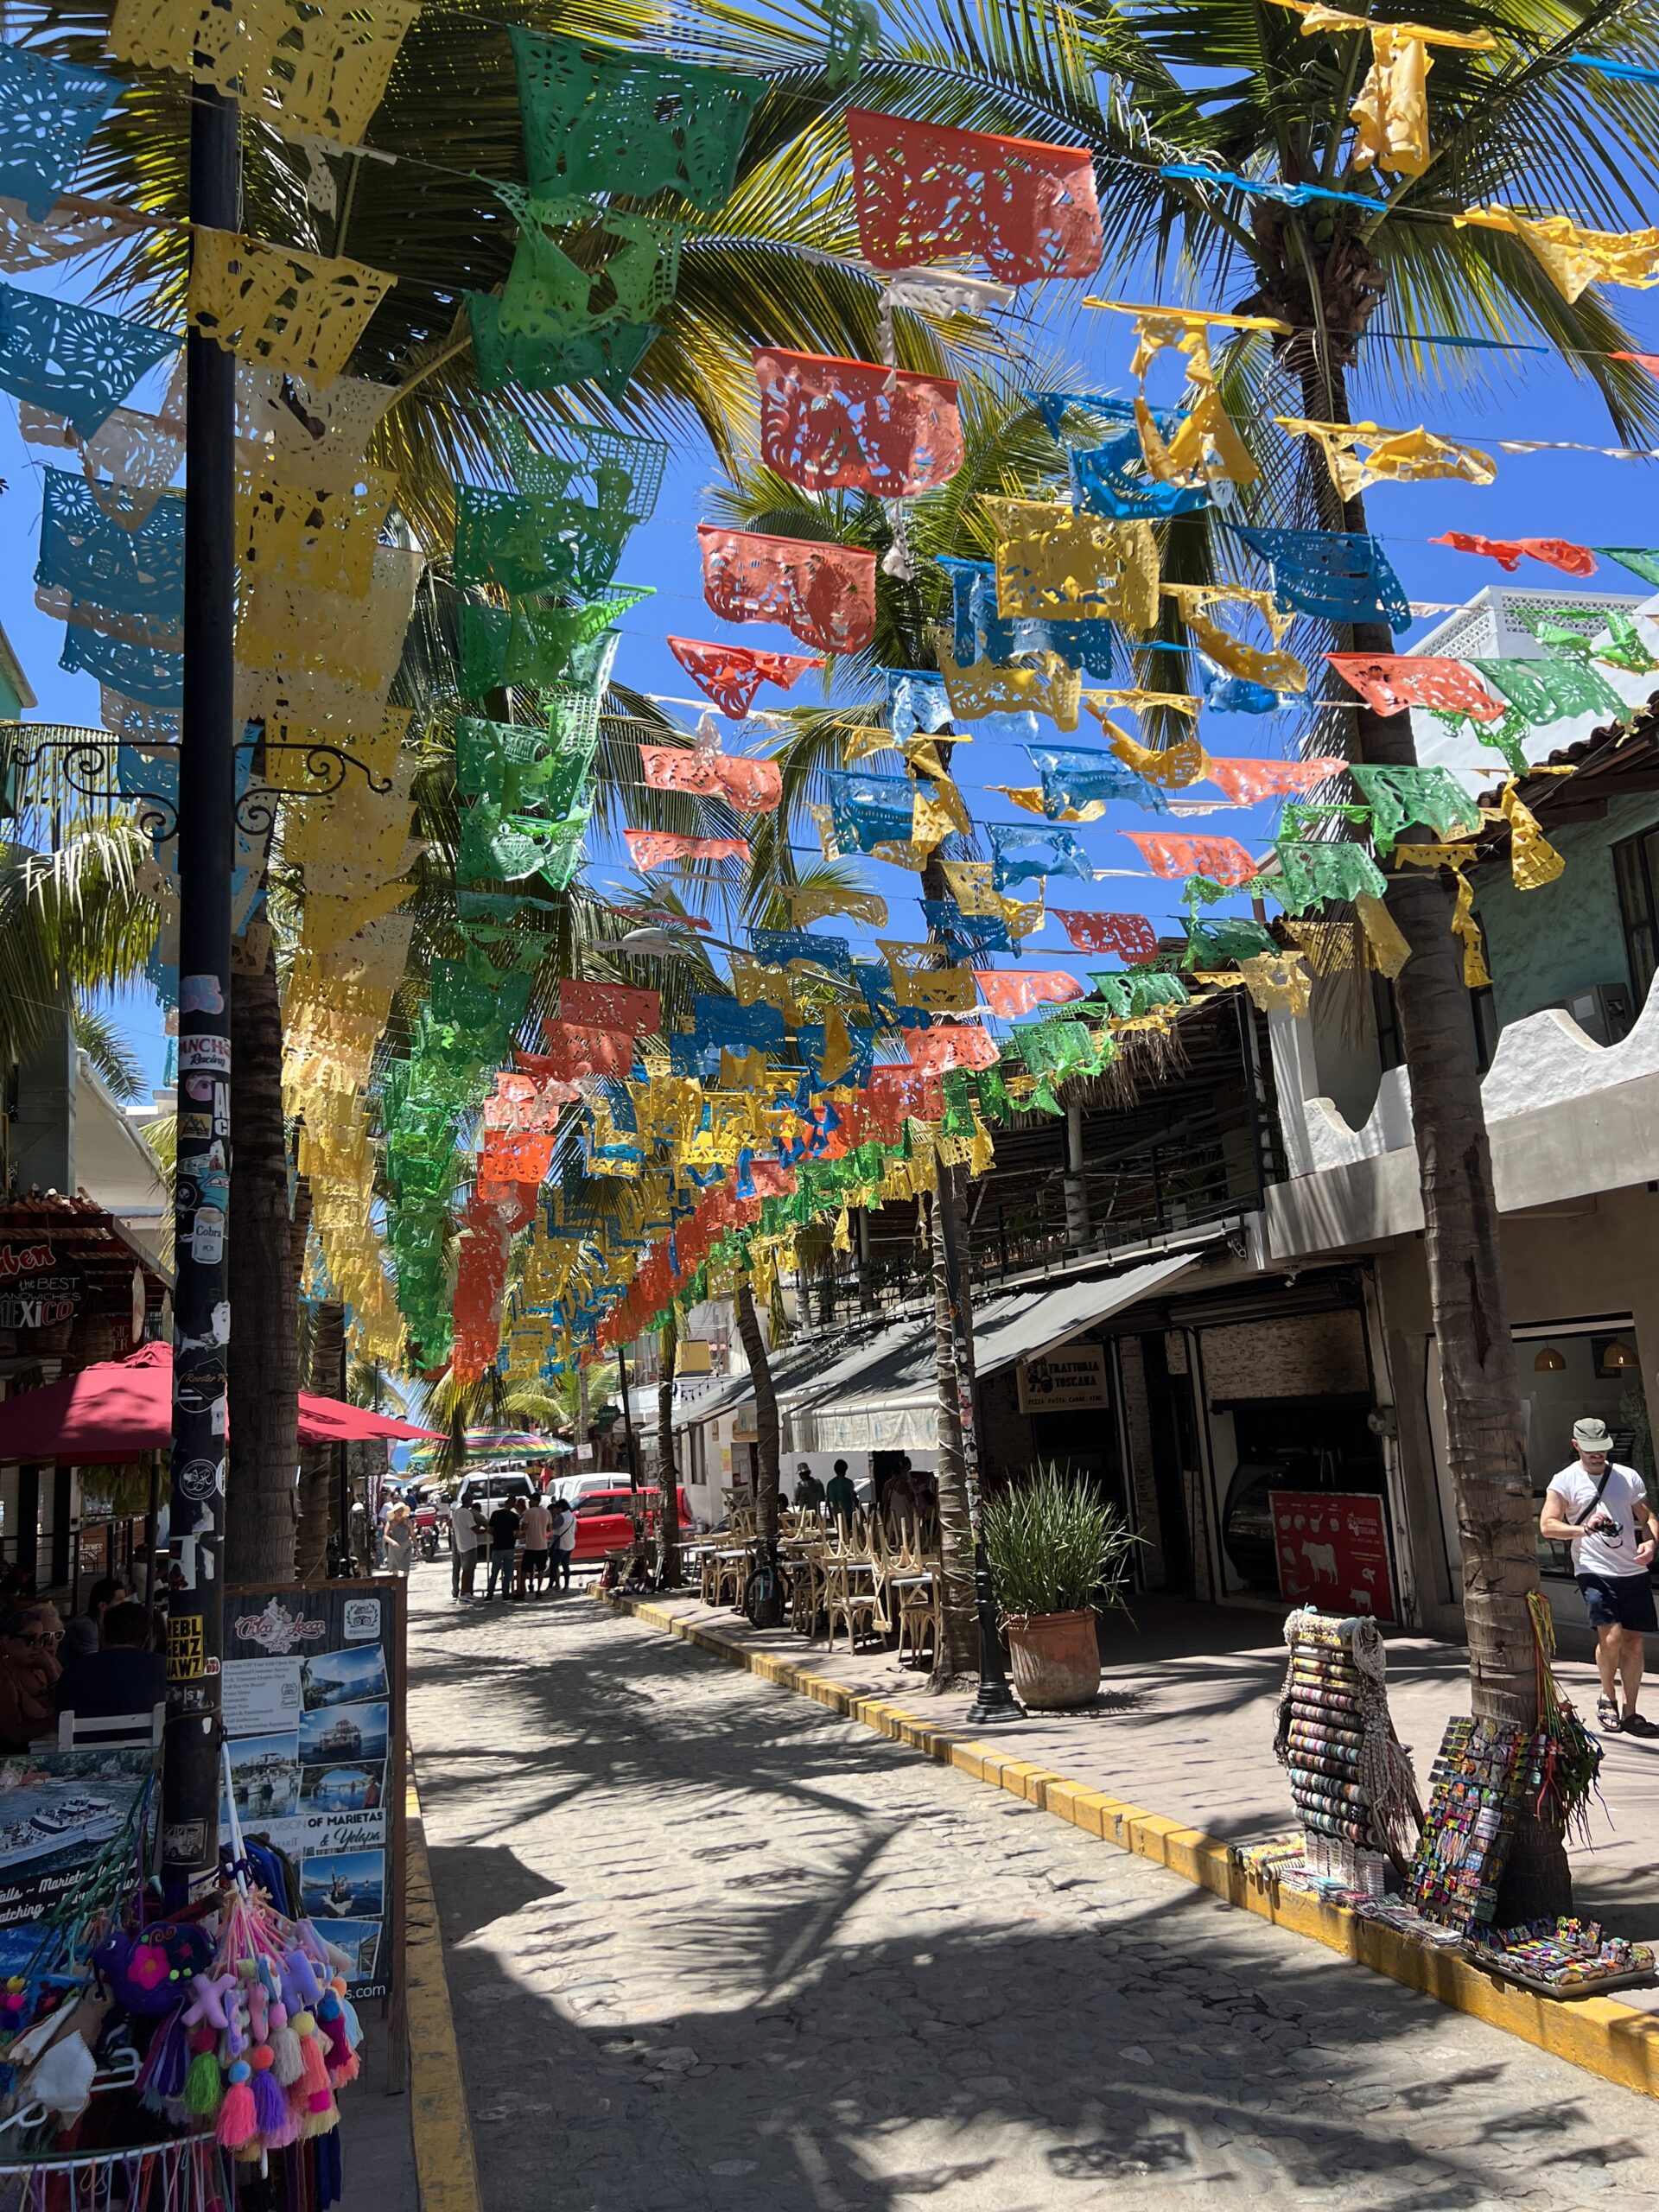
[569,1486,695,1562]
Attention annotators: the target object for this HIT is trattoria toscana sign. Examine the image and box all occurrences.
[0,1241,84,1333]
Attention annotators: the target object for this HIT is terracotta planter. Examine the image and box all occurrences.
[1003,1607,1100,1711]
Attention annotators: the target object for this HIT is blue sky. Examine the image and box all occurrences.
[9,202,1659,1089]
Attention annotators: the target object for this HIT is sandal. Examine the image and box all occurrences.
[1598,1694,1622,1732]
[1621,1710,1659,1738]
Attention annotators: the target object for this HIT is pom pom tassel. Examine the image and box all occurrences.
[252,2062,298,2146]
[138,2008,189,2113]
[294,2013,330,2099]
[269,2003,304,2088]
[302,2088,340,2139]
[182,2048,225,2119]
[217,2066,258,2151]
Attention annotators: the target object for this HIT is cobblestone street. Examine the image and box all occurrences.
[408,1573,1659,2212]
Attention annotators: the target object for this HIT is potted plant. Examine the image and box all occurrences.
[982,1468,1138,1711]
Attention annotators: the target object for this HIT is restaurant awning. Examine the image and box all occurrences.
[0,1344,444,1465]
[779,1319,938,1453]
[971,1252,1198,1376]
[669,1341,830,1435]
[774,1251,1201,1453]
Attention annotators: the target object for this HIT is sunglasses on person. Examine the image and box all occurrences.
[14,1630,61,1648]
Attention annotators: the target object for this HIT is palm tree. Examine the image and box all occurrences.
[734,1280,783,1567]
[686,0,1659,1889]
[27,0,1004,1578]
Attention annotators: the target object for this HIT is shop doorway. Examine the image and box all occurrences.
[1027,1408,1130,1522]
[1217,1397,1387,1602]
[1140,1333,1196,1599]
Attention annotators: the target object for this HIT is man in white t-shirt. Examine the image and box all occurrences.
[1540,1416,1659,1736]
[448,1496,480,1602]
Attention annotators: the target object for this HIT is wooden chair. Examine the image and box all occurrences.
[893,1570,941,1664]
[824,1517,880,1652]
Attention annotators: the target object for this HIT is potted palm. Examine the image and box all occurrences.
[982,1469,1138,1711]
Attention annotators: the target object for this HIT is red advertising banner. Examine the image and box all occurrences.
[1268,1489,1397,1626]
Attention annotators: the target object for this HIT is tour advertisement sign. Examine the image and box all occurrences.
[220,1583,406,2001]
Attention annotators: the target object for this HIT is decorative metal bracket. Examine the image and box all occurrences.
[0,723,395,847]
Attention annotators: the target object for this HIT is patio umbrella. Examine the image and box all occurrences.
[0,1345,444,1464]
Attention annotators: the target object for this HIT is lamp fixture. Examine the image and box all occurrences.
[1601,1341,1638,1374]
[1534,1346,1567,1372]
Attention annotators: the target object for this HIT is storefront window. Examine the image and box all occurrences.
[1516,1319,1652,1577]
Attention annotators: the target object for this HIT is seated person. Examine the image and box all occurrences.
[56,1602,166,1721]
[61,1576,127,1660]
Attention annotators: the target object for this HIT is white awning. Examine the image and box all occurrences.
[972,1252,1198,1376]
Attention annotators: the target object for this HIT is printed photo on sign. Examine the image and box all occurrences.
[298,1700,387,1764]
[316,1916,381,1987]
[301,1847,385,1920]
[222,1656,302,1738]
[0,1924,42,1974]
[0,1749,153,1929]
[300,1759,385,1815]
[301,1644,387,1711]
[227,1732,301,1819]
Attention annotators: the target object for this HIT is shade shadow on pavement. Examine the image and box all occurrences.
[404,1569,1659,2212]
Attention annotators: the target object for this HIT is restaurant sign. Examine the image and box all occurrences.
[1017,1342,1109,1414]
[0,1241,84,1333]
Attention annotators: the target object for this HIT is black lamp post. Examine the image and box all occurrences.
[160,82,238,1894]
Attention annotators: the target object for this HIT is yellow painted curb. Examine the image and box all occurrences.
[405,1768,486,2212]
[598,1589,1659,2102]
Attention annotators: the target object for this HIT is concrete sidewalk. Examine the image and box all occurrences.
[625,1586,1659,1959]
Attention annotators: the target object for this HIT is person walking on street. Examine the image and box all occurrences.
[520,1494,552,1595]
[791,1462,826,1510]
[383,1504,415,1578]
[449,1492,480,1600]
[825,1460,857,1526]
[1541,1415,1659,1735]
[550,1496,577,1590]
[486,1500,521,1600]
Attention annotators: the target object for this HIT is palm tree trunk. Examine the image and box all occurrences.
[918,759,980,1679]
[296,1300,344,1581]
[227,932,300,1583]
[929,1179,979,1685]
[734,1282,779,1547]
[657,1316,683,1587]
[1294,348,1562,1910]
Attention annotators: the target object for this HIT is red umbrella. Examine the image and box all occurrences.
[0,1345,442,1464]
[295,1394,442,1444]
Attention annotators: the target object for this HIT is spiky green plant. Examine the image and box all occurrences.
[982,1467,1139,1619]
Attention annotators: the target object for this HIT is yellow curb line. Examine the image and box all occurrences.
[599,1589,1659,2102]
[405,1766,486,2212]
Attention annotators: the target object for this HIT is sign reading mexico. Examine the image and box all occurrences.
[0,1240,83,1333]
[1017,1342,1109,1413]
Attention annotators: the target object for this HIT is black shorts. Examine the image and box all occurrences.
[524,1548,549,1571]
[1578,1573,1658,1632]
